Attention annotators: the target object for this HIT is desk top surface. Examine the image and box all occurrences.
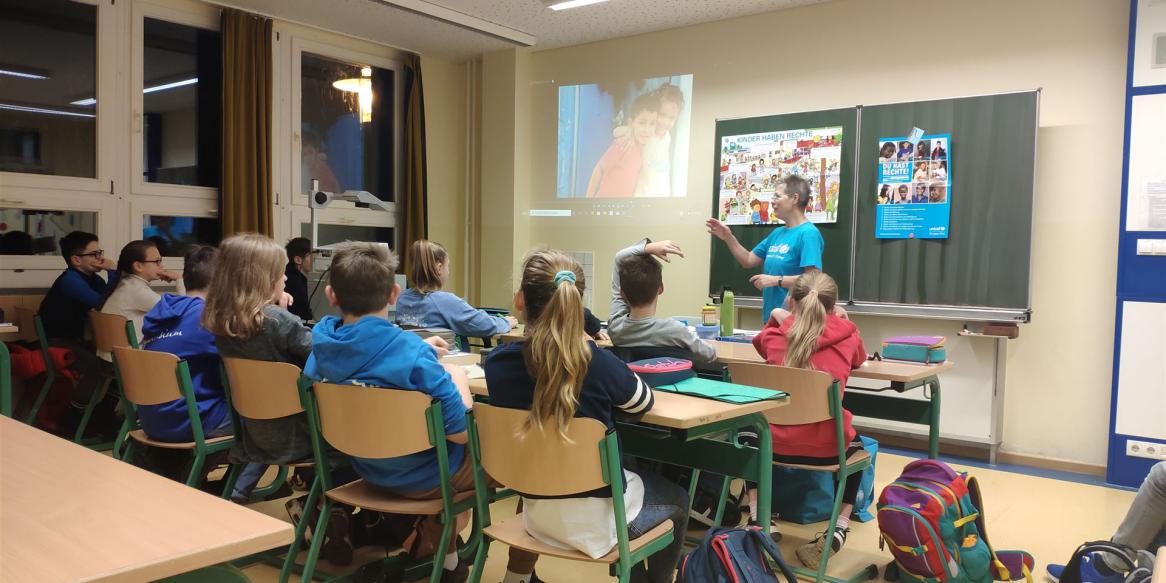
[708,340,953,383]
[0,417,293,583]
[0,324,20,336]
[466,374,786,430]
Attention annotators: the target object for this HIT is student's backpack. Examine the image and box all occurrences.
[877,459,1034,583]
[1057,541,1156,583]
[678,525,798,583]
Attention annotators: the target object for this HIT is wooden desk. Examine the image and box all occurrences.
[442,352,484,367]
[708,339,952,458]
[0,324,19,337]
[0,417,293,582]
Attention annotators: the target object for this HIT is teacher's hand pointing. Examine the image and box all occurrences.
[705,218,732,241]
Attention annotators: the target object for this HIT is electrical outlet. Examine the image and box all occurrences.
[1126,439,1166,461]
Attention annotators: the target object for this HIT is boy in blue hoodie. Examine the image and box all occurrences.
[139,245,229,441]
[305,242,479,581]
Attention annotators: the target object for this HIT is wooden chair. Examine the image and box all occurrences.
[219,357,308,505]
[466,403,675,583]
[83,311,136,446]
[297,379,480,583]
[112,346,234,487]
[727,362,875,583]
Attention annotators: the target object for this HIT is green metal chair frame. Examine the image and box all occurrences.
[295,377,482,583]
[0,341,11,418]
[465,405,676,583]
[726,362,876,583]
[113,346,235,487]
[22,314,55,425]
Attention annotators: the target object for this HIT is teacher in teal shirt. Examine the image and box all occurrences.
[707,174,825,321]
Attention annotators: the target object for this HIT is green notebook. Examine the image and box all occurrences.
[655,377,787,404]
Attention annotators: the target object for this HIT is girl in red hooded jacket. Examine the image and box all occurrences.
[751,270,867,568]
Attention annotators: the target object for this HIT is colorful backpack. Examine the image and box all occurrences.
[679,526,797,583]
[877,459,1034,583]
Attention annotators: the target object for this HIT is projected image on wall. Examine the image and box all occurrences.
[556,74,693,198]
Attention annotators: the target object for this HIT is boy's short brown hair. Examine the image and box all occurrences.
[328,241,399,316]
[618,253,662,308]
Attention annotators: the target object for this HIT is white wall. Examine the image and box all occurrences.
[477,0,1129,467]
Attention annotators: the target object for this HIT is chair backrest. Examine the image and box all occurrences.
[727,362,835,425]
[221,357,304,419]
[113,346,182,405]
[312,382,434,458]
[89,311,134,352]
[474,403,608,497]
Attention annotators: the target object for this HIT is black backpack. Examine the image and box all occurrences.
[1058,541,1156,583]
[678,526,797,583]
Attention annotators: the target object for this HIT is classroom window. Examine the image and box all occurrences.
[300,52,396,203]
[141,18,222,187]
[0,208,98,255]
[0,0,98,178]
[142,214,221,257]
[299,223,395,248]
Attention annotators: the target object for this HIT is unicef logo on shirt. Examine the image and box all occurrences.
[777,244,790,254]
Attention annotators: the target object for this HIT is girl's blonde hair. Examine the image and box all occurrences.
[782,271,839,370]
[202,233,287,339]
[408,240,448,293]
[518,249,591,442]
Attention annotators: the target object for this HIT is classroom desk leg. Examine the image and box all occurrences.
[843,375,942,460]
[927,376,941,460]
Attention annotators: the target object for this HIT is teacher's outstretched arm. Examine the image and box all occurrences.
[706,218,762,269]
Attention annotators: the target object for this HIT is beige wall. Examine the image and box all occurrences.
[423,56,469,295]
[477,0,1128,466]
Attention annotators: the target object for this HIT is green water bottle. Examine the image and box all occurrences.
[719,287,735,337]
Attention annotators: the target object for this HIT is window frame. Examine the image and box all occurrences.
[287,36,403,215]
[0,0,114,194]
[131,195,218,268]
[130,0,220,200]
[0,188,119,273]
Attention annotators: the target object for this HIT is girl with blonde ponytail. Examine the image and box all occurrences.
[395,239,518,339]
[751,270,869,568]
[482,249,689,582]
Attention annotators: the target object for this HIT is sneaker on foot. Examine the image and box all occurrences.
[440,559,469,583]
[795,527,849,568]
[320,507,354,566]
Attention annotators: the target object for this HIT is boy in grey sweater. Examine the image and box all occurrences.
[608,238,718,367]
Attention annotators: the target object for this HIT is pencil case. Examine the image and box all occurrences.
[881,335,946,364]
[627,357,694,387]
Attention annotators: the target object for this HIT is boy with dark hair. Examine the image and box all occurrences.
[607,238,717,367]
[139,245,229,442]
[38,230,120,433]
[284,237,314,322]
[305,242,483,581]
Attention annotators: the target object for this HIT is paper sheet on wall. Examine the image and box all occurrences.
[1126,94,1166,231]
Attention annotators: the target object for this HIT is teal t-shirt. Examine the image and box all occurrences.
[751,222,825,317]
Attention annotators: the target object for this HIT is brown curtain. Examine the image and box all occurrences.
[401,54,428,277]
[220,9,273,237]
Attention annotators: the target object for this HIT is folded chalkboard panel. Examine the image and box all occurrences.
[853,91,1039,313]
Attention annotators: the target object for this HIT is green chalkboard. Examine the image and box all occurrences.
[853,92,1038,310]
[709,108,858,302]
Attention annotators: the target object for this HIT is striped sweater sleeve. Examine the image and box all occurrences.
[616,372,654,415]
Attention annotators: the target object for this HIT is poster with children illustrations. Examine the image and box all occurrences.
[874,133,952,239]
[716,127,843,225]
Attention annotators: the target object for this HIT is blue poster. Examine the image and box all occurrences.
[874,134,951,239]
